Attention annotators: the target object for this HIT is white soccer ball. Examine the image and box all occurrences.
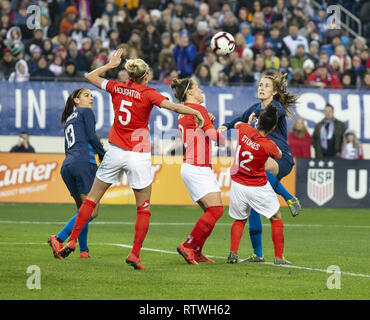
[210,32,235,56]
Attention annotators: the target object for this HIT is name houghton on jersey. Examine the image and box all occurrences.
[114,87,141,100]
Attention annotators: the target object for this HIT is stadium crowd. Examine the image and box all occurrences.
[0,0,369,88]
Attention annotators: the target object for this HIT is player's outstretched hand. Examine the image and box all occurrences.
[248,113,257,125]
[195,112,204,128]
[109,48,123,68]
[217,125,227,133]
[208,112,216,122]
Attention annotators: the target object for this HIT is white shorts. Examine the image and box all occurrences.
[181,163,221,202]
[228,180,280,220]
[96,143,152,189]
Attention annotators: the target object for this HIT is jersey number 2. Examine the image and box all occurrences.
[236,145,253,171]
[118,99,132,125]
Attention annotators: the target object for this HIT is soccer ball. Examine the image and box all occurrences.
[210,32,235,56]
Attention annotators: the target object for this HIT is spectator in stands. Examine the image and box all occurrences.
[349,55,366,89]
[302,59,314,80]
[51,32,69,49]
[228,58,254,85]
[114,8,132,44]
[360,49,370,69]
[59,6,79,34]
[261,0,275,28]
[266,24,289,58]
[192,62,211,86]
[141,22,161,67]
[5,26,22,48]
[205,50,223,86]
[263,44,280,70]
[80,37,94,70]
[222,12,239,35]
[57,60,83,81]
[288,117,311,158]
[252,53,265,82]
[290,44,309,71]
[300,19,321,44]
[252,32,265,57]
[307,40,320,65]
[328,55,341,80]
[89,14,110,44]
[66,39,87,72]
[234,32,247,57]
[290,69,305,86]
[362,71,370,90]
[239,22,254,49]
[0,47,15,80]
[312,5,327,38]
[278,55,293,81]
[250,11,266,35]
[30,56,54,80]
[173,29,196,78]
[27,44,42,74]
[283,23,309,56]
[312,103,346,159]
[191,21,209,52]
[49,54,64,77]
[349,36,368,57]
[42,39,55,62]
[69,19,89,50]
[10,132,35,153]
[333,45,352,73]
[340,129,363,160]
[341,71,355,89]
[8,59,29,82]
[305,62,342,89]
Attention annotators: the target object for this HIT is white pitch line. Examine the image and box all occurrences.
[1,220,370,229]
[1,241,370,279]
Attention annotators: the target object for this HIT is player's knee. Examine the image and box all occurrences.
[213,205,224,220]
[137,200,151,215]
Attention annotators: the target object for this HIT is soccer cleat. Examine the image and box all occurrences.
[48,235,63,260]
[177,243,198,265]
[125,253,146,270]
[239,254,265,263]
[57,240,76,259]
[80,251,90,259]
[194,251,215,263]
[287,196,302,217]
[226,251,238,264]
[274,257,292,265]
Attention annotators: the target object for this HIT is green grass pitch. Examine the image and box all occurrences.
[0,203,369,300]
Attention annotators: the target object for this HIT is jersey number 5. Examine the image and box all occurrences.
[118,99,132,126]
[236,145,253,171]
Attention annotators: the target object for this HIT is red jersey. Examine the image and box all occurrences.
[103,79,167,152]
[231,123,280,186]
[177,103,217,167]
[288,131,311,158]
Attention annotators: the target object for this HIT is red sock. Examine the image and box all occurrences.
[271,219,284,259]
[131,203,151,257]
[230,220,246,254]
[184,206,223,250]
[70,199,96,242]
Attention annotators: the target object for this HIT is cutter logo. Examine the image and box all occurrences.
[307,160,334,206]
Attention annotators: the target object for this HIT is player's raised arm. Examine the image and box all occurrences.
[160,99,204,128]
[85,48,123,89]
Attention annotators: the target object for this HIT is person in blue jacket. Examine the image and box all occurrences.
[48,88,105,259]
[218,72,302,263]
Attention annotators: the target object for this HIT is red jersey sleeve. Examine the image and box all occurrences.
[146,87,168,108]
[102,80,120,94]
[264,139,280,159]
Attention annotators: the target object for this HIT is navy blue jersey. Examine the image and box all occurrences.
[223,100,293,159]
[62,107,105,167]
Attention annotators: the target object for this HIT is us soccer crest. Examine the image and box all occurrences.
[307,160,335,206]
